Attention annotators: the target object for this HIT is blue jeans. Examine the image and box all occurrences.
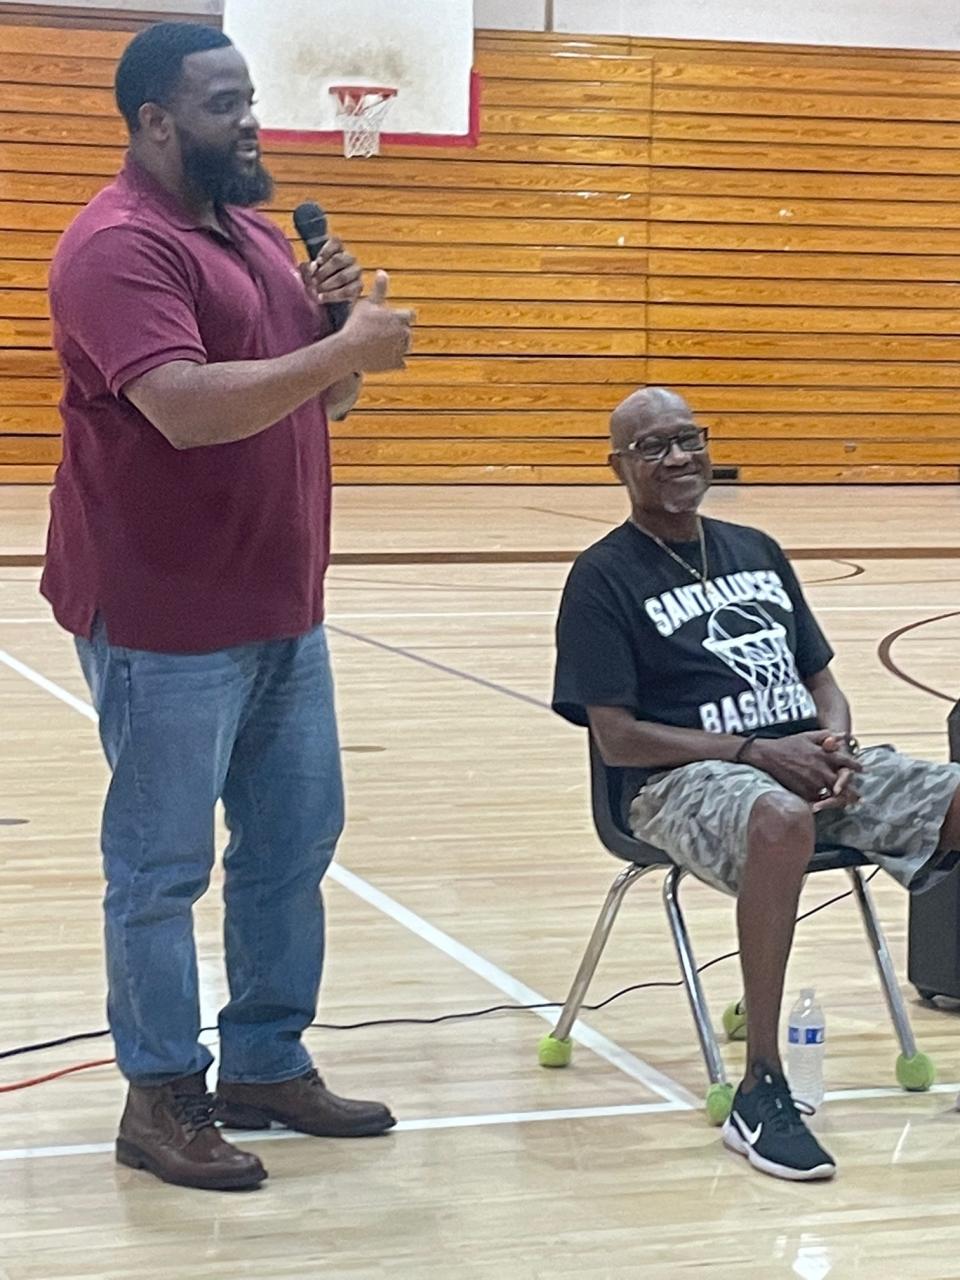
[76,620,344,1087]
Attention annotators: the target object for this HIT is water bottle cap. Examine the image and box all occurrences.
[800,987,815,999]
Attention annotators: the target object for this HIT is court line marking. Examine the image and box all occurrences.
[0,648,98,721]
[333,864,696,1107]
[1,1084,957,1165]
[328,611,555,620]
[0,612,554,623]
[328,625,550,711]
[0,648,697,1111]
[824,1083,960,1104]
[3,604,960,627]
[328,606,958,617]
[0,1103,688,1164]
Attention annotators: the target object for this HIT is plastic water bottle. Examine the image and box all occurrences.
[786,988,825,1108]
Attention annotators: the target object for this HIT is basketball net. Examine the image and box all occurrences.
[329,85,398,158]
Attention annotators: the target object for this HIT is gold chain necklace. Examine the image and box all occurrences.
[630,516,709,583]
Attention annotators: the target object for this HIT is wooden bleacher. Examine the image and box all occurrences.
[2,16,960,482]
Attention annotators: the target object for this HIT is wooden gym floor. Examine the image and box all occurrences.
[2,484,960,1279]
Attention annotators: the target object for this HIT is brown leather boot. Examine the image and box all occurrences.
[216,1069,396,1138]
[116,1071,267,1190]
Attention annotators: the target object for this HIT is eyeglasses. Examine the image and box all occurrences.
[616,426,708,463]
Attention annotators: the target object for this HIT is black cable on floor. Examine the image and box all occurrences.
[0,870,878,1062]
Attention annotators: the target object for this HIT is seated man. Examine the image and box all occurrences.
[552,386,960,1183]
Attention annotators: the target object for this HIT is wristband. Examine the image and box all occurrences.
[734,732,759,764]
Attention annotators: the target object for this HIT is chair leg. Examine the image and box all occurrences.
[847,868,916,1056]
[544,863,653,1046]
[662,866,728,1089]
[848,867,935,1090]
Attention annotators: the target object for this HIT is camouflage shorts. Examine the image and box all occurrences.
[628,745,960,896]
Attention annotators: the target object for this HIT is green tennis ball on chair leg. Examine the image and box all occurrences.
[705,1082,735,1125]
[538,1035,572,1068]
[896,1051,935,1091]
[722,1000,747,1042]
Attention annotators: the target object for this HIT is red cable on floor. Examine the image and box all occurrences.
[0,1058,116,1092]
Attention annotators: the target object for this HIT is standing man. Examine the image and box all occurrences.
[42,23,413,1190]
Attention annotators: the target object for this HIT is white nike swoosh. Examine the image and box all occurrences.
[733,1113,763,1146]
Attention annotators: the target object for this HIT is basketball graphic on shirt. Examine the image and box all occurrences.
[702,603,801,693]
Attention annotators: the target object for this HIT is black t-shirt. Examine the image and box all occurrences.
[552,518,834,821]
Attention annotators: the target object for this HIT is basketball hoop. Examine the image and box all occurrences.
[329,85,397,158]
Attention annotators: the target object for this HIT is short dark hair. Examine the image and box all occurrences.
[115,22,233,132]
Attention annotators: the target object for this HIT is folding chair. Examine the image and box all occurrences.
[538,739,935,1123]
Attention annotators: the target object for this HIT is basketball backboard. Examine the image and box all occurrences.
[222,0,478,147]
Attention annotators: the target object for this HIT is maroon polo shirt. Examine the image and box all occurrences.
[41,157,332,653]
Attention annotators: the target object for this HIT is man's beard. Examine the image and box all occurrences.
[179,134,274,208]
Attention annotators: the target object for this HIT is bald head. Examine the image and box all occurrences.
[607,386,710,522]
[609,387,691,452]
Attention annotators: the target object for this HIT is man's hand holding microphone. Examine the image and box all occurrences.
[295,201,414,375]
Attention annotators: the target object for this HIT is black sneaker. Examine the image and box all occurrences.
[722,1062,836,1181]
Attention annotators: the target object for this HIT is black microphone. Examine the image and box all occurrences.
[293,201,350,333]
